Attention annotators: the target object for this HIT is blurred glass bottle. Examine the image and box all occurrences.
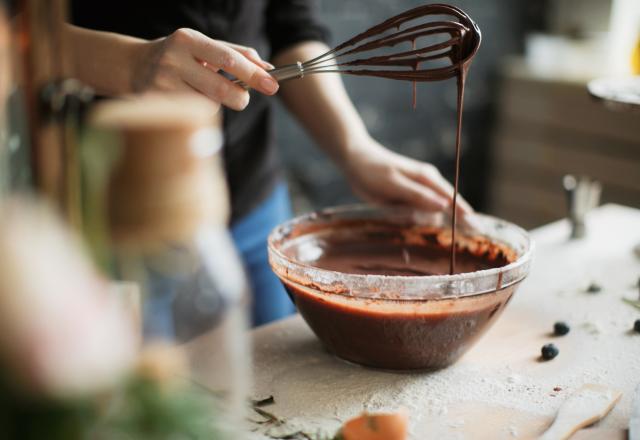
[3,0,93,226]
[632,31,640,74]
[0,1,10,196]
[82,94,250,438]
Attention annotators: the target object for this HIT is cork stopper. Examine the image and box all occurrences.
[89,94,227,246]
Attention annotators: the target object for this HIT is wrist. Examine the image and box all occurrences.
[330,129,374,166]
[66,25,151,96]
[334,133,390,174]
[127,38,156,94]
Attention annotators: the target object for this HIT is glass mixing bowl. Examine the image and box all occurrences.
[268,205,533,370]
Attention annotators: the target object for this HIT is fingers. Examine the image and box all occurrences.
[410,163,474,217]
[390,172,449,211]
[450,194,474,219]
[408,163,483,230]
[226,43,275,70]
[142,29,278,110]
[178,79,222,113]
[399,167,483,231]
[177,29,279,95]
[182,57,249,110]
[458,212,484,232]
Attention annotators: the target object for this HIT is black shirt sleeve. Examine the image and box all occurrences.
[265,0,330,58]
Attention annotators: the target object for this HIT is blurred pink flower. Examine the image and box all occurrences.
[0,198,137,398]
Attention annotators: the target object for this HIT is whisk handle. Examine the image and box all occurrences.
[234,61,304,89]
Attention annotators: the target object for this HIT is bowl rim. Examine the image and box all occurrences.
[268,204,534,300]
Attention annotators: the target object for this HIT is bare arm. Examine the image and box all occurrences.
[272,41,369,164]
[64,25,143,96]
[273,41,473,217]
[64,25,279,110]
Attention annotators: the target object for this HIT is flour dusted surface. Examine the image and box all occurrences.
[249,206,640,439]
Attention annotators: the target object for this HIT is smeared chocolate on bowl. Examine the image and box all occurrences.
[270,215,524,370]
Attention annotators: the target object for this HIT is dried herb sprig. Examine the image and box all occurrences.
[248,395,342,440]
[267,431,342,440]
[623,298,640,310]
[252,395,276,407]
[253,407,286,426]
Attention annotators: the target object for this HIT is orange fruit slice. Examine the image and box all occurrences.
[341,412,408,440]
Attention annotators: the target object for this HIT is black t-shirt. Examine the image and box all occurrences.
[71,0,328,223]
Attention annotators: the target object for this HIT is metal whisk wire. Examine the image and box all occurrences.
[234,4,481,88]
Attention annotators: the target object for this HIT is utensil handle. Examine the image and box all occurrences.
[234,61,304,89]
[538,384,621,440]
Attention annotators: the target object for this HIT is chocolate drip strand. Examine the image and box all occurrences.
[289,3,481,274]
[300,3,480,85]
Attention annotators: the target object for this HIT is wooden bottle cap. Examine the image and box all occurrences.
[89,94,227,245]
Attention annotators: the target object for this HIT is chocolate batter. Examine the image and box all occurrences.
[286,281,516,370]
[322,4,481,274]
[277,218,516,370]
[281,217,514,275]
[288,223,511,277]
[333,4,480,82]
[272,5,502,370]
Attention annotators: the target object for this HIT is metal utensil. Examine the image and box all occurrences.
[254,61,305,85]
[563,175,602,239]
[235,3,480,89]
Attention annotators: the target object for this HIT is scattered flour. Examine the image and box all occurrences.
[448,419,466,429]
[507,374,523,384]
[581,321,604,335]
[249,207,640,439]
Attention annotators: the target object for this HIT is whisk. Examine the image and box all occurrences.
[235,3,481,88]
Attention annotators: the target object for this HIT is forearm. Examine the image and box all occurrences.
[64,25,145,96]
[273,42,474,218]
[272,41,373,165]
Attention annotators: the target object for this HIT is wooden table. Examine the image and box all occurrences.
[249,204,640,440]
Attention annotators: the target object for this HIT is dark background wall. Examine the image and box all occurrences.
[274,0,538,214]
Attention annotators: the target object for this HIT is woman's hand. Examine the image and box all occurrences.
[273,42,475,224]
[341,137,474,220]
[133,28,279,110]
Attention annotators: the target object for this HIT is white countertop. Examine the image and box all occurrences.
[249,204,640,440]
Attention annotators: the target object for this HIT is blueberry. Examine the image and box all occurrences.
[586,283,602,293]
[541,343,559,361]
[553,322,570,336]
[634,319,640,333]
